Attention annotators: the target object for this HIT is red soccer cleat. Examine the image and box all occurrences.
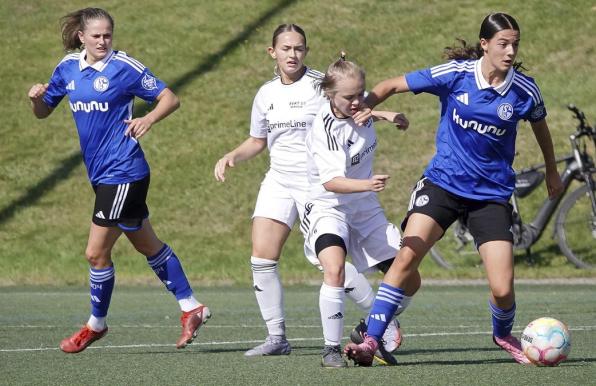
[176,305,211,349]
[493,334,532,364]
[60,325,107,353]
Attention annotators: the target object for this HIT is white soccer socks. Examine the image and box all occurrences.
[251,256,285,337]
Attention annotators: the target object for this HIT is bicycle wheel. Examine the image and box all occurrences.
[555,183,596,269]
[429,221,481,269]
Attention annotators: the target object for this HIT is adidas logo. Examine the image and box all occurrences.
[95,210,105,219]
[347,139,354,148]
[344,287,355,294]
[254,285,263,292]
[328,312,344,320]
[90,295,101,303]
[456,93,468,105]
[369,313,387,322]
[66,80,75,91]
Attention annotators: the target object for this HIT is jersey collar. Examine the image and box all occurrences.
[79,49,115,72]
[474,56,514,95]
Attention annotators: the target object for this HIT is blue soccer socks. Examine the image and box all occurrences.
[147,244,193,300]
[366,283,405,341]
[489,301,516,338]
[89,265,115,318]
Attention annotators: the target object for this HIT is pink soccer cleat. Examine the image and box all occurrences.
[493,334,532,364]
[344,335,378,366]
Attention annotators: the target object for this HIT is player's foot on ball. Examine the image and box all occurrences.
[350,319,398,365]
[350,318,403,352]
[244,335,291,356]
[321,345,348,368]
[344,335,378,367]
[493,334,532,364]
[176,305,211,349]
[60,325,107,353]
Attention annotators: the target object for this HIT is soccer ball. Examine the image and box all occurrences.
[520,317,571,366]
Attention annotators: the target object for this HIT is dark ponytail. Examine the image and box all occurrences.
[443,12,524,70]
[60,8,114,51]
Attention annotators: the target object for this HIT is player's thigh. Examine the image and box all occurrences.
[251,217,291,259]
[252,173,299,229]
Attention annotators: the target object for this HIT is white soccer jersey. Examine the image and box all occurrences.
[250,68,325,176]
[306,101,378,211]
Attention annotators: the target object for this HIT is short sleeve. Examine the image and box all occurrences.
[405,61,466,97]
[310,123,346,184]
[43,65,67,108]
[249,88,268,138]
[126,67,166,103]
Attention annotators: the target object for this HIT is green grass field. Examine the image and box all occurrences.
[1,284,595,385]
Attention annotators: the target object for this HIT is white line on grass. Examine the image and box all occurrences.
[1,326,594,353]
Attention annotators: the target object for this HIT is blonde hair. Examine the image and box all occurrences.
[60,8,114,51]
[318,52,365,97]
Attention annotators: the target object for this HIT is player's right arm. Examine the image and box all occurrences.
[28,83,53,119]
[323,175,390,193]
[214,136,267,182]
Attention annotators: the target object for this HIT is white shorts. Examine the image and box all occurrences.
[303,201,401,272]
[252,169,308,233]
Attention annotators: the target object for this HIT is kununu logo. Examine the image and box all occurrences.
[452,108,505,136]
[69,101,109,113]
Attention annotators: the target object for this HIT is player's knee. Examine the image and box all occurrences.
[84,247,111,268]
[400,236,430,261]
[491,288,514,305]
[323,264,345,287]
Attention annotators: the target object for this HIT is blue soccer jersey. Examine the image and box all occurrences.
[43,49,166,185]
[405,58,546,201]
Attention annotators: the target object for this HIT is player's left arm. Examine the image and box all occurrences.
[124,88,179,138]
[530,118,563,199]
[371,110,409,130]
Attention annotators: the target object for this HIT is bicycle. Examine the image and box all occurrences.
[429,104,596,269]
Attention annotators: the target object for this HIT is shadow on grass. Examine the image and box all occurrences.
[1,0,296,226]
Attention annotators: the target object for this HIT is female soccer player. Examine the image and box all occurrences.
[28,7,209,353]
[303,55,414,367]
[214,25,403,357]
[345,13,564,365]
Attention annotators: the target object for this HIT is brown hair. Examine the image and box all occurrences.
[318,52,365,97]
[443,12,524,69]
[60,8,114,51]
[271,23,306,47]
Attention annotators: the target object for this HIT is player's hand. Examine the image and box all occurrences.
[28,83,48,102]
[370,174,390,192]
[353,103,372,126]
[124,116,153,139]
[391,112,409,130]
[545,169,563,199]
[214,154,235,182]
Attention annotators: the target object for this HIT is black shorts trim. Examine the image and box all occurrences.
[402,177,514,246]
[92,175,150,231]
